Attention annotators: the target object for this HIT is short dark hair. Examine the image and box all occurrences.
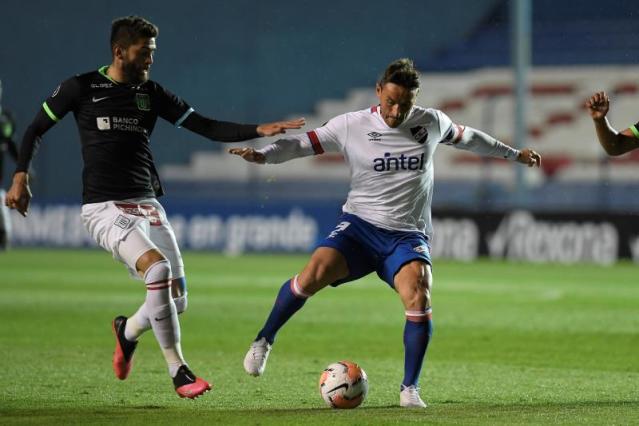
[378,58,420,91]
[110,16,158,50]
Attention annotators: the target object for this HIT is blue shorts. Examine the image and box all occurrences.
[318,213,432,289]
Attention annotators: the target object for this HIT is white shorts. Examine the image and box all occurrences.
[81,197,184,279]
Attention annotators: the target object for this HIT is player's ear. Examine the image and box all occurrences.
[376,83,382,97]
[112,44,125,61]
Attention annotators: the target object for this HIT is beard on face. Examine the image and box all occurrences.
[384,114,403,127]
[122,59,148,84]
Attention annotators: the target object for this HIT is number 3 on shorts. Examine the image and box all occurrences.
[328,221,351,238]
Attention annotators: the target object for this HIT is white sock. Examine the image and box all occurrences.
[144,260,186,376]
[125,295,188,341]
[124,303,151,341]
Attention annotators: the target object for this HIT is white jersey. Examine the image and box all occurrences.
[304,105,455,237]
[261,105,518,238]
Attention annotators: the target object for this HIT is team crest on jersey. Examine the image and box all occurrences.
[410,126,428,144]
[135,93,151,111]
[367,131,382,142]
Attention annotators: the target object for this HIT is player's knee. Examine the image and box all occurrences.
[304,260,333,289]
[137,249,168,276]
[405,286,427,309]
[401,270,432,309]
[143,259,172,284]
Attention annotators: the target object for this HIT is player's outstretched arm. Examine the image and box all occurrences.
[229,132,321,164]
[181,112,304,142]
[586,91,639,156]
[257,118,305,137]
[446,124,540,167]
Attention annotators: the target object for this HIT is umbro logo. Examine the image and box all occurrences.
[92,96,110,103]
[413,245,429,254]
[367,131,382,141]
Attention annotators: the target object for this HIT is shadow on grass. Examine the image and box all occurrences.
[2,401,638,425]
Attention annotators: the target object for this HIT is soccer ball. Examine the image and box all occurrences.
[318,361,368,409]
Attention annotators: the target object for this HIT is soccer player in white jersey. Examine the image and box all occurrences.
[231,58,541,408]
[586,91,639,154]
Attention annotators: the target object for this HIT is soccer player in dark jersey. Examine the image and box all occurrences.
[586,91,639,155]
[0,78,19,251]
[5,16,304,399]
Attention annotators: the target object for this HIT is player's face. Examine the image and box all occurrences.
[376,82,417,128]
[122,37,156,84]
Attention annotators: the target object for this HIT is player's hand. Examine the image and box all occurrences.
[5,172,32,217]
[228,147,266,164]
[517,148,541,168]
[256,118,305,137]
[586,91,610,120]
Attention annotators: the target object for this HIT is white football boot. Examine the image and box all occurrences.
[400,385,428,408]
[243,337,272,376]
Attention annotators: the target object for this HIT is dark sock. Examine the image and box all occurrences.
[256,279,308,344]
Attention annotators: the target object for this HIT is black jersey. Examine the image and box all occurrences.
[43,66,193,204]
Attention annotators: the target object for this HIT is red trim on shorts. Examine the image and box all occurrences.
[307,131,324,155]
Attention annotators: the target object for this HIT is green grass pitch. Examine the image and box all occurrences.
[1,249,637,424]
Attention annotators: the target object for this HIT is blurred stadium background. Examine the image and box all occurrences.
[2,1,638,423]
[1,0,638,264]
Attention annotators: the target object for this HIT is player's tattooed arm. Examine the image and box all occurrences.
[586,91,639,156]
